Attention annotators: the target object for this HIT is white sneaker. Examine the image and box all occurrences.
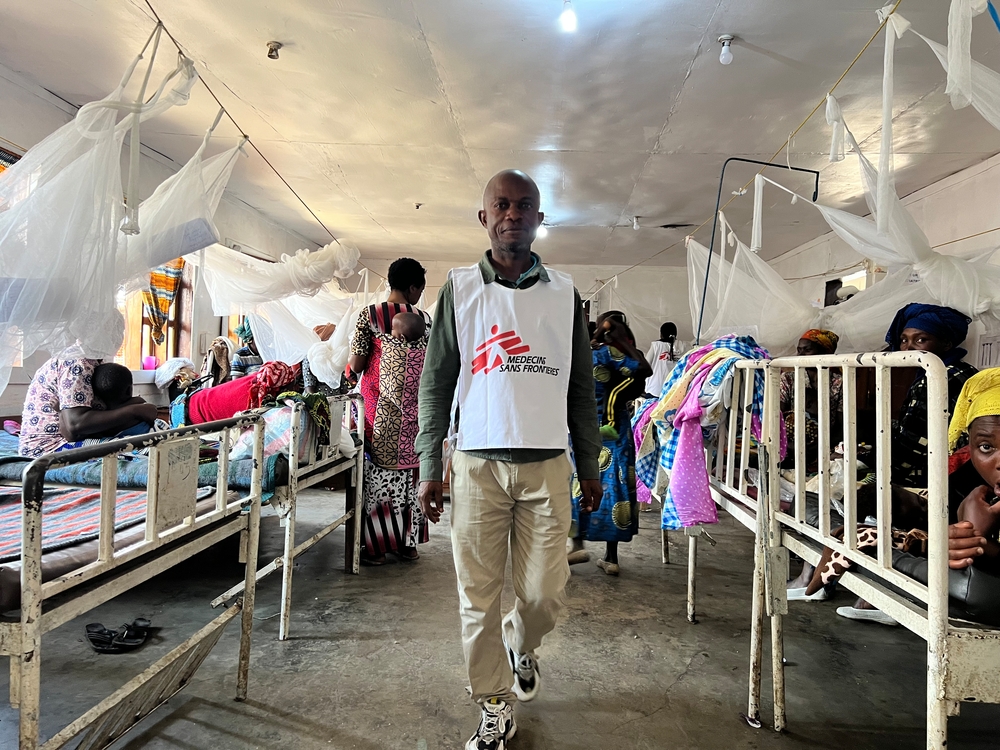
[836,606,899,627]
[786,586,828,602]
[466,699,516,750]
[504,638,540,702]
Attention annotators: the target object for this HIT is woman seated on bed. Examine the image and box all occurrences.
[887,303,979,488]
[789,369,1000,627]
[780,329,843,472]
[19,356,159,458]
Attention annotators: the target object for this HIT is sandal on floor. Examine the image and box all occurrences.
[361,552,387,566]
[596,559,620,576]
[112,618,151,648]
[85,618,151,654]
[395,547,420,561]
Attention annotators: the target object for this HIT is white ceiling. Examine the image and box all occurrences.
[3,0,1000,267]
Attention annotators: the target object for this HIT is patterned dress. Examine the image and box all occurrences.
[571,345,644,543]
[351,303,431,556]
[19,356,101,457]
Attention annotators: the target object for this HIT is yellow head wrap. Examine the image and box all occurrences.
[949,368,1000,451]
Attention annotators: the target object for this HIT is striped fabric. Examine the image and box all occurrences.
[0,484,215,562]
[0,487,148,562]
[142,258,185,345]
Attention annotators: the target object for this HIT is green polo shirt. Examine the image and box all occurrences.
[415,251,601,482]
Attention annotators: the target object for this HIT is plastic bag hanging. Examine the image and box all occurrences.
[947,0,990,109]
[120,110,246,286]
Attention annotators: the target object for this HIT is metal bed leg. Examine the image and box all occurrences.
[278,490,297,641]
[344,460,363,575]
[661,529,670,564]
[236,427,263,702]
[926,643,949,749]
[747,542,765,725]
[770,612,786,732]
[686,532,697,623]
[9,654,20,708]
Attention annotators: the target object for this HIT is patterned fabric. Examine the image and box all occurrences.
[352,303,430,470]
[230,346,263,378]
[801,329,839,354]
[571,345,643,542]
[362,459,428,555]
[633,399,657,505]
[247,362,300,409]
[893,359,979,487]
[949,368,1000,450]
[636,336,770,494]
[272,391,332,446]
[0,484,212,562]
[779,369,843,468]
[19,356,101,457]
[817,526,929,587]
[141,258,184,345]
[235,319,253,343]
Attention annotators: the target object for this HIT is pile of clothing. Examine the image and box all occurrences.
[634,335,773,530]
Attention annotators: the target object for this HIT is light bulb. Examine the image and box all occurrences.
[718,35,734,65]
[633,216,640,230]
[560,2,577,33]
[536,225,549,239]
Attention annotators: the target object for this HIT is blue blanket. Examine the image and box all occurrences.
[0,431,280,494]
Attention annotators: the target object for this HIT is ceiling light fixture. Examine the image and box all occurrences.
[633,216,641,230]
[266,41,283,60]
[536,225,549,238]
[560,1,578,33]
[718,34,734,65]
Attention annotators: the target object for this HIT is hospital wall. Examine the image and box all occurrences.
[0,64,319,413]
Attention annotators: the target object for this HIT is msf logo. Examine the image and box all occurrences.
[472,325,530,375]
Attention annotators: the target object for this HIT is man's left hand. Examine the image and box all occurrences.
[578,479,603,513]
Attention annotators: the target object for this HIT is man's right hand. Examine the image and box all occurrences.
[419,481,445,524]
[578,479,603,513]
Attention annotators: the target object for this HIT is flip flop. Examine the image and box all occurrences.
[360,552,387,566]
[112,618,151,648]
[394,547,420,561]
[85,623,122,654]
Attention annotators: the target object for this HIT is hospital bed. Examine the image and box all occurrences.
[682,352,1000,749]
[3,414,265,749]
[213,393,364,640]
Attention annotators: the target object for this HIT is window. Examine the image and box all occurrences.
[115,265,190,370]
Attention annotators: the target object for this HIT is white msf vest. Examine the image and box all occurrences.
[452,264,575,451]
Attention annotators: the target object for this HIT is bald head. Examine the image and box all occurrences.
[479,170,544,255]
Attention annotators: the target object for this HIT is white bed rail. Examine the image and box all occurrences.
[706,351,1000,749]
[7,415,266,749]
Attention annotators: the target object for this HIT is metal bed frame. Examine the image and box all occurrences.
[213,393,364,640]
[4,414,265,750]
[678,351,1000,748]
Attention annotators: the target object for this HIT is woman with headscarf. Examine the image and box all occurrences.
[230,320,264,379]
[887,303,979,488]
[780,329,843,472]
[348,258,431,565]
[568,311,652,574]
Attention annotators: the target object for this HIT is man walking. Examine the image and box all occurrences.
[416,169,603,749]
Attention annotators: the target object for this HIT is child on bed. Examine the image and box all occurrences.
[390,311,427,343]
[91,363,159,440]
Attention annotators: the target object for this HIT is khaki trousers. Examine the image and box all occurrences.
[450,450,573,704]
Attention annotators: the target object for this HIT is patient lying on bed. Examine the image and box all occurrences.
[19,357,159,458]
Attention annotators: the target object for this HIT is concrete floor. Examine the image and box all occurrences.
[2,490,999,749]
